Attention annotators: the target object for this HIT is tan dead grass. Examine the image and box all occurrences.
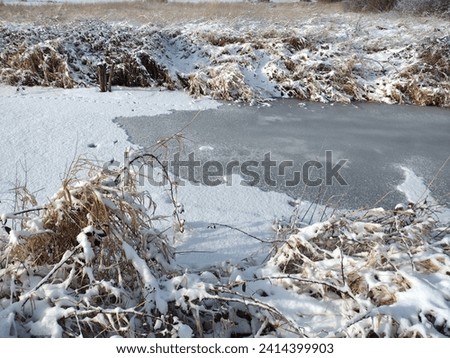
[112,52,174,88]
[271,204,444,301]
[0,156,182,337]
[0,1,343,25]
[0,2,448,106]
[1,154,308,337]
[395,39,450,107]
[7,158,173,282]
[0,42,74,88]
[188,63,253,101]
[267,201,450,337]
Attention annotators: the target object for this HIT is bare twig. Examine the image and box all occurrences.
[208,222,269,243]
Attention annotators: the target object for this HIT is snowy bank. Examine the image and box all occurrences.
[1,15,449,106]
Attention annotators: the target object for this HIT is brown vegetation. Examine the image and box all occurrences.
[0,2,448,106]
[0,1,343,25]
[270,202,450,336]
[0,43,73,88]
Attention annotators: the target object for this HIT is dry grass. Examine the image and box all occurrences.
[2,157,176,336]
[343,0,450,15]
[0,42,73,88]
[0,2,448,106]
[0,153,224,337]
[0,154,306,337]
[269,201,450,337]
[0,23,173,89]
[187,63,254,101]
[0,1,343,25]
[8,158,173,269]
[394,38,450,106]
[112,52,174,88]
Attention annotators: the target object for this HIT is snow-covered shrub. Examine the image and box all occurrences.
[0,153,302,338]
[111,51,174,88]
[268,203,450,337]
[392,37,450,106]
[0,157,174,337]
[0,22,173,90]
[188,63,254,101]
[1,154,449,337]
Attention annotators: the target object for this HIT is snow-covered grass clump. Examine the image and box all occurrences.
[0,158,175,337]
[0,14,449,106]
[1,157,449,337]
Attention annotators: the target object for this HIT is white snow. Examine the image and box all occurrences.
[76,230,95,263]
[397,166,434,205]
[0,86,218,211]
[397,166,450,224]
[0,3,449,338]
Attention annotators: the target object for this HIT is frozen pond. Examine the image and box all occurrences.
[115,100,450,210]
